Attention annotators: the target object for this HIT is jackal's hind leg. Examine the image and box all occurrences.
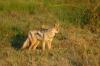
[29,39,37,50]
[33,41,40,50]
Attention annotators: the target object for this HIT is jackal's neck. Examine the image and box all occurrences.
[47,28,56,37]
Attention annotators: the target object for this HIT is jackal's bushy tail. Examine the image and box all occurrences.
[21,38,30,49]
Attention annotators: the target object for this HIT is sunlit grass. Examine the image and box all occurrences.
[0,0,100,66]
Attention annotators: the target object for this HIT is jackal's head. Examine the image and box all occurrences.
[53,23,59,33]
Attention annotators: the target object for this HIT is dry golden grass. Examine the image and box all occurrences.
[0,0,100,66]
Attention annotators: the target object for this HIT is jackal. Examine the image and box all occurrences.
[21,23,59,51]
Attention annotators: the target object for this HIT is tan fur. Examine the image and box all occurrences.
[21,23,59,51]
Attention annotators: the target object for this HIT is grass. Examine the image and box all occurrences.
[0,0,100,66]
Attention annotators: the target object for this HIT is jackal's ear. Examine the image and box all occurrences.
[54,23,59,28]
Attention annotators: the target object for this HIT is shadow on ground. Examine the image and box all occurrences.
[10,33,27,49]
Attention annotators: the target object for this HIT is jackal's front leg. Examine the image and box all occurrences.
[42,41,46,51]
[47,41,52,50]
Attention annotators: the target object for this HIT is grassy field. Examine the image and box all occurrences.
[0,0,100,66]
